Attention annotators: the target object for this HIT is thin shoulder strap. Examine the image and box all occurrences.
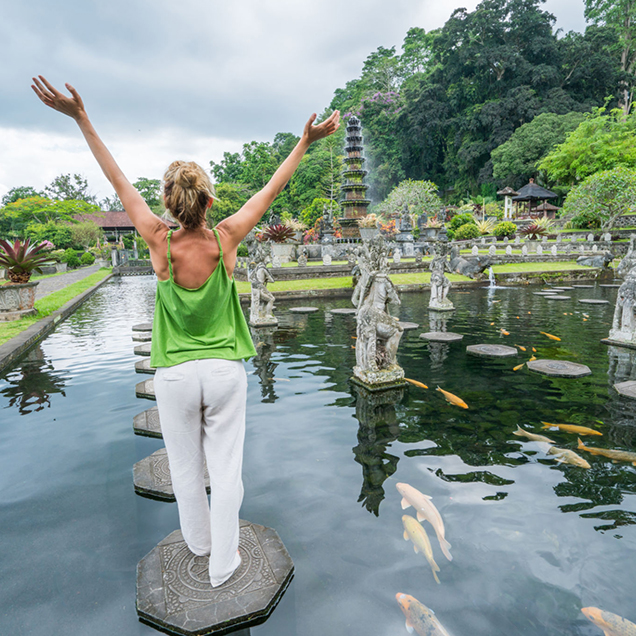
[212,228,223,257]
[166,230,174,279]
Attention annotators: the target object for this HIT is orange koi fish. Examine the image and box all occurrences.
[500,329,510,336]
[578,439,636,466]
[540,332,561,341]
[529,355,537,361]
[541,422,602,436]
[515,345,526,351]
[513,363,525,371]
[405,378,428,390]
[436,386,468,409]
[582,607,636,635]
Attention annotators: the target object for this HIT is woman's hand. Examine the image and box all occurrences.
[31,76,87,121]
[301,110,340,145]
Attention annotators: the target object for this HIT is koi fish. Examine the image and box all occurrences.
[532,347,537,352]
[405,378,428,390]
[584,318,588,321]
[490,322,495,326]
[396,594,452,636]
[500,329,510,335]
[513,363,525,371]
[582,607,636,636]
[436,386,468,409]
[513,425,555,444]
[529,355,537,361]
[515,345,526,351]
[541,422,602,436]
[540,331,561,341]
[351,336,357,339]
[547,446,591,469]
[402,516,440,584]
[396,482,452,562]
[583,314,590,318]
[578,439,636,466]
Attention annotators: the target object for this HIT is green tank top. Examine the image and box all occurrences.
[150,228,256,368]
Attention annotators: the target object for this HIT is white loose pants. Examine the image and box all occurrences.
[154,358,247,587]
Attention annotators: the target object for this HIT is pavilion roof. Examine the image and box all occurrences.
[497,186,518,196]
[532,201,560,212]
[512,180,557,201]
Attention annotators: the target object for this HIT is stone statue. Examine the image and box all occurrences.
[429,241,454,311]
[297,245,308,267]
[618,235,636,278]
[351,235,404,387]
[610,268,636,345]
[248,246,277,326]
[576,252,614,268]
[320,204,335,244]
[449,243,492,279]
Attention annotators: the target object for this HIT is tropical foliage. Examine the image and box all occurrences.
[493,222,517,239]
[0,239,53,283]
[454,223,481,241]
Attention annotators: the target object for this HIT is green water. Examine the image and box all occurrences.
[0,277,634,635]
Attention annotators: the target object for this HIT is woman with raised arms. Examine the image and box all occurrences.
[32,75,340,587]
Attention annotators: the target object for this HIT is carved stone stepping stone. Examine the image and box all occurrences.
[420,332,464,342]
[133,407,162,438]
[133,322,153,332]
[614,381,636,399]
[133,447,208,500]
[136,379,156,401]
[466,344,518,357]
[137,521,294,635]
[571,285,595,288]
[134,342,152,357]
[600,284,621,288]
[543,295,571,300]
[132,332,152,342]
[578,298,609,305]
[135,358,156,375]
[398,322,419,330]
[329,308,357,315]
[527,359,591,377]
[288,307,318,313]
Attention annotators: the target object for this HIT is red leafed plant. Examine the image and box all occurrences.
[262,224,295,243]
[519,224,547,240]
[0,239,54,284]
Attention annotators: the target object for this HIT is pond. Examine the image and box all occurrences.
[1,276,635,636]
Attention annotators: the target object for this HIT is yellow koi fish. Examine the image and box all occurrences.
[515,345,526,351]
[405,378,429,390]
[547,446,591,469]
[529,355,537,361]
[513,425,555,444]
[402,516,440,584]
[582,607,636,636]
[490,322,495,326]
[578,439,636,466]
[513,363,525,371]
[532,347,537,352]
[396,594,452,636]
[500,329,510,335]
[397,482,452,562]
[436,386,468,409]
[541,422,602,436]
[540,331,561,341]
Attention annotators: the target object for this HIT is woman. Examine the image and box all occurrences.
[32,76,340,586]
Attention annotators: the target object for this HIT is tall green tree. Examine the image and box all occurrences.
[1,186,42,206]
[133,177,162,213]
[207,182,251,227]
[44,173,96,204]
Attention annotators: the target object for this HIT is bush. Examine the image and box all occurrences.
[237,243,248,257]
[80,251,96,265]
[448,212,476,231]
[454,223,481,240]
[568,210,602,229]
[493,221,517,239]
[62,248,81,268]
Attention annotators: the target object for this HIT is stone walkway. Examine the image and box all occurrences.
[35,265,102,300]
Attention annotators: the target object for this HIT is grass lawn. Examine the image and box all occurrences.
[491,262,593,273]
[0,268,112,347]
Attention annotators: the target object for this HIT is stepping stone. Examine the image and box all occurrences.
[600,284,621,288]
[134,342,152,357]
[137,521,294,636]
[329,308,357,315]
[135,358,156,375]
[578,299,609,305]
[543,295,571,300]
[399,322,419,330]
[571,285,595,288]
[554,286,574,290]
[136,379,156,401]
[527,359,591,378]
[614,381,636,399]
[288,307,318,313]
[133,322,153,332]
[132,332,152,342]
[420,332,464,342]
[133,447,208,500]
[466,344,518,357]
[133,407,162,438]
[534,292,557,296]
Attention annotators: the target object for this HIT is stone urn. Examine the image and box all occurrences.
[0,280,39,321]
[359,227,380,241]
[423,227,440,240]
[270,242,295,265]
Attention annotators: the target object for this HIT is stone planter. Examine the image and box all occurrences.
[293,231,303,242]
[40,262,67,275]
[359,227,380,241]
[95,259,109,268]
[423,228,441,240]
[0,280,39,321]
[270,242,295,265]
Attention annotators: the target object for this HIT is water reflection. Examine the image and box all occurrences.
[428,310,451,368]
[351,383,403,516]
[250,325,278,403]
[0,345,67,414]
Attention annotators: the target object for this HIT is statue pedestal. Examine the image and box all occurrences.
[602,334,636,350]
[351,364,407,392]
[249,319,278,328]
[428,299,455,312]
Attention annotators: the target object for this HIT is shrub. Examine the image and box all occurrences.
[237,243,249,257]
[568,209,602,229]
[448,212,476,232]
[520,224,547,239]
[262,224,295,243]
[0,239,54,283]
[62,248,81,268]
[122,234,135,249]
[80,251,96,265]
[454,223,481,240]
[493,221,517,239]
[475,219,495,235]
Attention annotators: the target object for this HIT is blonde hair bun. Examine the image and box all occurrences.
[163,161,216,230]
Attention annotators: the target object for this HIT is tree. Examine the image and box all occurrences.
[1,186,42,206]
[561,166,636,228]
[100,194,124,211]
[207,182,251,227]
[491,111,587,187]
[538,107,636,184]
[24,221,75,249]
[70,220,103,249]
[299,198,340,229]
[375,180,441,217]
[44,173,96,203]
[210,152,244,183]
[585,0,636,113]
[133,178,162,211]
[400,27,437,78]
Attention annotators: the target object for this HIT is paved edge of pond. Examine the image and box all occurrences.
[0,273,114,374]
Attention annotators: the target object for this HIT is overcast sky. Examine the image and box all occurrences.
[1,0,587,202]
